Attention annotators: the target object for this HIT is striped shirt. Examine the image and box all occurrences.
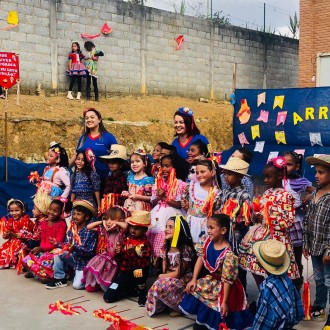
[303,190,330,256]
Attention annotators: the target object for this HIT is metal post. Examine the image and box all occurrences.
[211,0,213,19]
[263,3,266,32]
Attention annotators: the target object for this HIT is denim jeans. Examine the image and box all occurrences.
[311,255,330,309]
[53,251,84,290]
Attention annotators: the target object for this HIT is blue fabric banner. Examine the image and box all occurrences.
[221,87,330,182]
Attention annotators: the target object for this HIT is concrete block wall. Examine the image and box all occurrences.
[0,0,299,99]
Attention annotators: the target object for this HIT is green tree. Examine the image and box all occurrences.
[173,0,186,15]
[211,11,230,25]
[288,12,299,38]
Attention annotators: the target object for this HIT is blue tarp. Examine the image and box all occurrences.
[221,87,330,182]
[0,157,46,217]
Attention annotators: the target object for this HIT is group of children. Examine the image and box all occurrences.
[1,134,330,330]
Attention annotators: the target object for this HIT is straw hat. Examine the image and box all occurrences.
[100,144,127,161]
[306,154,330,168]
[73,200,97,217]
[253,239,290,275]
[126,210,151,227]
[33,190,52,215]
[219,157,250,176]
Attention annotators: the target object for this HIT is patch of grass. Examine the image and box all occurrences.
[149,118,160,123]
[106,117,115,121]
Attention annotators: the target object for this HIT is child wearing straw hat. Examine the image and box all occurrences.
[46,200,98,290]
[103,210,151,307]
[218,157,253,292]
[251,239,304,329]
[303,155,330,328]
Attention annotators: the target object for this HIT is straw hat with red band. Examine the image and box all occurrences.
[126,210,151,227]
[252,239,290,275]
[73,200,97,217]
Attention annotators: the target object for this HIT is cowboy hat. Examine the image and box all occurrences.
[306,154,330,168]
[100,144,127,161]
[219,157,250,176]
[126,210,151,227]
[253,239,290,275]
[73,199,97,217]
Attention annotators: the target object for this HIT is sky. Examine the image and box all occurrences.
[144,0,300,37]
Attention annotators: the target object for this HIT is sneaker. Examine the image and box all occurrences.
[323,314,330,330]
[138,295,147,307]
[311,306,326,321]
[85,284,101,292]
[46,278,67,290]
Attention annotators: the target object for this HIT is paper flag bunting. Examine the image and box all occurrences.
[238,132,250,146]
[254,141,265,153]
[294,149,305,156]
[237,99,251,124]
[175,35,184,50]
[275,131,287,144]
[257,110,269,123]
[273,95,284,109]
[251,124,260,140]
[267,151,279,162]
[0,11,19,30]
[276,111,287,126]
[310,132,323,146]
[257,92,266,107]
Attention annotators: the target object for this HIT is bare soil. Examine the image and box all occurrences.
[0,94,233,162]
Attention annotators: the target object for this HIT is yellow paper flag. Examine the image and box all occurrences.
[251,124,260,140]
[273,95,284,109]
[275,131,287,144]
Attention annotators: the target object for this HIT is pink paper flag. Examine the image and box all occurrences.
[276,111,287,126]
[238,132,250,146]
[257,110,269,123]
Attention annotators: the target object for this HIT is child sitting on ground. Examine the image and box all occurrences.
[46,200,98,290]
[83,206,128,292]
[103,210,151,307]
[251,239,304,330]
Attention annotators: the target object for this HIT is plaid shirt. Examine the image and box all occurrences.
[115,235,151,272]
[253,274,304,330]
[303,190,330,256]
[104,171,128,195]
[64,225,98,271]
[221,174,254,199]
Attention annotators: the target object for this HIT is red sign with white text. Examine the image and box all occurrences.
[0,52,19,89]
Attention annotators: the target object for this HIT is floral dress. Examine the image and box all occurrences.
[179,235,253,330]
[82,226,125,291]
[0,215,33,269]
[146,245,195,316]
[123,172,154,212]
[182,181,221,243]
[239,188,300,279]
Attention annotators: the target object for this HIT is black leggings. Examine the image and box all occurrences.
[86,75,98,91]
[69,76,82,92]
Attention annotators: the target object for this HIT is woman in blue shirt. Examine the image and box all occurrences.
[172,107,209,160]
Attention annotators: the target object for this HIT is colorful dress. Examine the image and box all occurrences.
[66,52,88,76]
[84,47,102,77]
[71,170,100,207]
[239,188,300,279]
[148,175,186,257]
[39,165,71,199]
[21,215,47,249]
[284,177,312,247]
[83,226,125,291]
[102,171,128,208]
[0,215,33,269]
[123,172,154,212]
[146,245,195,316]
[23,219,67,279]
[179,235,253,330]
[182,181,221,243]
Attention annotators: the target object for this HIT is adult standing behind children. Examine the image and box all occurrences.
[172,107,209,160]
[303,155,330,329]
[84,41,104,102]
[70,108,118,191]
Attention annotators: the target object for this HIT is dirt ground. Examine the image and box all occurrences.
[0,93,233,162]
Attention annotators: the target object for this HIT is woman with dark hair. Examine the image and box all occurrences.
[172,107,209,160]
[70,108,117,186]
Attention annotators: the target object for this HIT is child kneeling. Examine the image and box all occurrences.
[103,210,151,306]
[46,200,98,290]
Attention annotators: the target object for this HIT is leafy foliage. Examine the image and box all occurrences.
[288,12,299,38]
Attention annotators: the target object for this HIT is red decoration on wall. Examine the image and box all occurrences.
[0,52,19,89]
[175,35,184,50]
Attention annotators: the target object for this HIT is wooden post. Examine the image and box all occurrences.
[4,89,8,182]
[232,63,237,92]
